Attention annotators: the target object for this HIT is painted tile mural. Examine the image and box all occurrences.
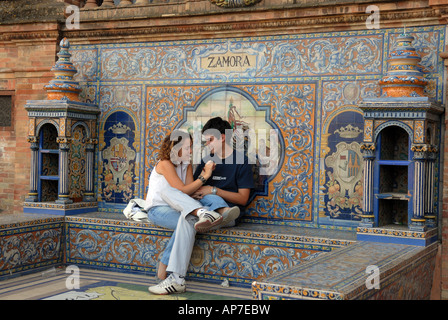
[71,26,445,230]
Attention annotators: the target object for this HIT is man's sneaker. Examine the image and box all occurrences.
[211,206,240,230]
[221,206,240,226]
[148,274,186,295]
[194,209,223,233]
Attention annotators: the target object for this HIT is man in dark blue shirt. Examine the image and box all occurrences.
[193,117,254,218]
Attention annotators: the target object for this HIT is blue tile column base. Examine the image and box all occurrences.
[23,202,98,216]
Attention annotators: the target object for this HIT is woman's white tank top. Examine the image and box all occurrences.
[144,161,188,210]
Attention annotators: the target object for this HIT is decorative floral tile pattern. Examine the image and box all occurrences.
[65,213,351,286]
[71,26,445,229]
[0,215,64,280]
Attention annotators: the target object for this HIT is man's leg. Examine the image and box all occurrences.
[200,194,240,227]
[147,206,180,229]
[200,194,229,212]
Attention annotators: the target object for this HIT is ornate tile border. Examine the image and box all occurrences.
[357,226,438,246]
[23,202,98,216]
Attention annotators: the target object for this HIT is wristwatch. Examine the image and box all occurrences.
[211,186,217,195]
[198,175,207,183]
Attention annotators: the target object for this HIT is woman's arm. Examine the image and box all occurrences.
[157,160,213,196]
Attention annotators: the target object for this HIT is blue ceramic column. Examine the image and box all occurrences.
[410,146,426,231]
[360,143,375,228]
[55,137,73,205]
[83,138,97,202]
[424,147,437,228]
[25,137,39,202]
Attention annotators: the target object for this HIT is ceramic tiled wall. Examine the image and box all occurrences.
[71,26,446,230]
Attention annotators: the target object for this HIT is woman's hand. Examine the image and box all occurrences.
[192,185,213,200]
[202,160,215,179]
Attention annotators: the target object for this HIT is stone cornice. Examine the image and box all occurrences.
[0,1,446,43]
[62,5,446,42]
[0,22,60,43]
[74,1,447,23]
[0,31,60,43]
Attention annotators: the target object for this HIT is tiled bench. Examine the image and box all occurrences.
[1,212,438,300]
[253,241,438,300]
[0,214,64,280]
[65,212,355,287]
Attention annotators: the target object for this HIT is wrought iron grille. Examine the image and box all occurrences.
[0,96,12,127]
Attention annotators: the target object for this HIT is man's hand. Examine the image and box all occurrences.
[192,185,213,200]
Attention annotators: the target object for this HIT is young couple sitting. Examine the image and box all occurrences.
[144,117,254,295]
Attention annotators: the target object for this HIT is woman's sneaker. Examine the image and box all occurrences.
[194,209,223,232]
[148,274,186,295]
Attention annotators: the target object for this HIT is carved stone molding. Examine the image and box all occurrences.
[64,6,445,41]
[209,0,262,8]
[0,30,60,42]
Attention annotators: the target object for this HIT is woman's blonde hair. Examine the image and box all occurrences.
[157,129,192,166]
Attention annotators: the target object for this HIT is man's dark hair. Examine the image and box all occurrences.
[202,117,233,145]
[201,117,231,135]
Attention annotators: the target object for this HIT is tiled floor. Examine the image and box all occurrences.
[0,267,251,300]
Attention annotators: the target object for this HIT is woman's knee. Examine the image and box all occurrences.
[147,206,180,230]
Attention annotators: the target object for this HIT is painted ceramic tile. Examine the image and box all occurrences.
[98,110,138,204]
[144,83,315,222]
[71,48,98,82]
[0,221,64,279]
[69,26,445,228]
[65,218,345,286]
[69,125,87,201]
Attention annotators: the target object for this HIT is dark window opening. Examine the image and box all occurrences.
[0,95,12,127]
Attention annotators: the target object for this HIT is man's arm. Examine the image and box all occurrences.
[192,186,250,206]
[213,187,251,206]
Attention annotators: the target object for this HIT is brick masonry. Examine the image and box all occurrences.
[441,52,448,299]
[0,0,448,299]
[0,22,59,214]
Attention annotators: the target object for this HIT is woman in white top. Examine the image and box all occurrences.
[145,130,239,295]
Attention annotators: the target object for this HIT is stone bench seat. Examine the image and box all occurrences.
[65,212,356,287]
[253,240,438,300]
[1,211,354,285]
[0,212,438,300]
